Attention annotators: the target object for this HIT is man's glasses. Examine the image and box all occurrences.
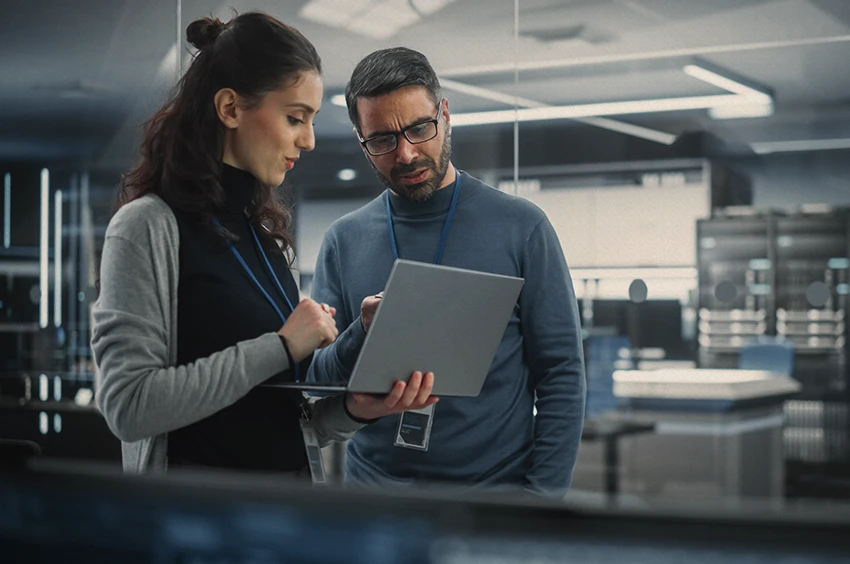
[358,105,442,156]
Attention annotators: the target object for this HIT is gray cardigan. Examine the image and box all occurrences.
[91,194,363,473]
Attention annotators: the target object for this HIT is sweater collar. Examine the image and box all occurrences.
[387,171,471,218]
[220,163,257,217]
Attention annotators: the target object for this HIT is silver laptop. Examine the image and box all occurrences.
[269,259,524,397]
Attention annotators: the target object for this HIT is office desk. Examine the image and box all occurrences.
[580,416,656,496]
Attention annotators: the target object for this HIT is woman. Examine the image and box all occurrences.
[91,12,436,475]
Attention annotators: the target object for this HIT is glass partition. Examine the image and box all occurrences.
[0,0,849,523]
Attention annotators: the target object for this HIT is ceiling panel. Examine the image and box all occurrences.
[1,0,850,168]
[623,0,776,22]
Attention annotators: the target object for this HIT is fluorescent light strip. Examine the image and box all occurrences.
[442,79,676,144]
[452,94,742,126]
[441,35,850,77]
[751,138,850,154]
[708,102,773,120]
[573,116,677,144]
[683,64,771,103]
[441,78,545,108]
[54,189,63,328]
[451,61,774,128]
[39,169,49,329]
[3,173,9,248]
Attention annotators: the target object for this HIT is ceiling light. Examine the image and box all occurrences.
[348,0,419,40]
[330,94,347,107]
[409,0,456,15]
[441,79,675,144]
[750,138,850,154]
[337,168,357,181]
[452,94,743,126]
[683,64,771,104]
[451,62,773,128]
[299,0,373,28]
[299,0,459,40]
[441,35,850,78]
[573,117,676,144]
[709,102,774,120]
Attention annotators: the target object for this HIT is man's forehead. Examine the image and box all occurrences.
[357,87,435,130]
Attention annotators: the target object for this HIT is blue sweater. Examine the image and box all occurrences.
[308,171,586,496]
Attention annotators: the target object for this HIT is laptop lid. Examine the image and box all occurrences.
[346,260,523,397]
[268,260,523,397]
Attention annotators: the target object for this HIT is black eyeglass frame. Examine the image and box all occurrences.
[357,102,444,156]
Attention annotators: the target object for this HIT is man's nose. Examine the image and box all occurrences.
[395,136,418,164]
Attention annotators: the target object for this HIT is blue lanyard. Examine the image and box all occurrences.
[385,169,461,264]
[213,218,300,380]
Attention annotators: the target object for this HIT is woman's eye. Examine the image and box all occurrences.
[288,116,305,125]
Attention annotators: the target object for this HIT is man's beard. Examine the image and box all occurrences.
[370,131,452,203]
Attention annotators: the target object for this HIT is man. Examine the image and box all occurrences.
[309,47,585,497]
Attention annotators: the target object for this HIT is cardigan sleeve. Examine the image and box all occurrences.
[92,198,292,443]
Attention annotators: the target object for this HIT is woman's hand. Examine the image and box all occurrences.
[278,298,338,362]
[346,371,438,420]
[360,292,383,333]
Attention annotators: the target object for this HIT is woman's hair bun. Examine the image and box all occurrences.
[186,16,225,50]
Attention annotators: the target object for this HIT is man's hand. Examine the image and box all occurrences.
[360,292,383,333]
[346,371,437,420]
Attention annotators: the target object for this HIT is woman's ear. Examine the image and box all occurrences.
[214,88,241,129]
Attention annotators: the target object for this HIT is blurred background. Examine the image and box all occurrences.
[2,0,850,511]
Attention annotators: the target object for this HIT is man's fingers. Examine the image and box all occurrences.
[398,371,423,406]
[384,380,406,408]
[413,371,434,406]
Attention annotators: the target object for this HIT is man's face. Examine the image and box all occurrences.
[355,86,452,202]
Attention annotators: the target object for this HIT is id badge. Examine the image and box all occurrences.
[394,404,435,451]
[300,419,327,485]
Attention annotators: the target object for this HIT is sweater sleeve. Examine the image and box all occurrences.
[307,229,367,383]
[91,206,292,443]
[309,394,366,446]
[521,217,587,497]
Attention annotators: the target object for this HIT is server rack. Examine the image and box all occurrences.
[697,210,850,496]
[696,212,772,368]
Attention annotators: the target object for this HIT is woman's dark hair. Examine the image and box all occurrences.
[115,12,321,260]
[345,47,441,132]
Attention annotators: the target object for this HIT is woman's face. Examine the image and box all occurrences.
[222,70,322,186]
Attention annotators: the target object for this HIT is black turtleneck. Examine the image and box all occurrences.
[167,164,308,473]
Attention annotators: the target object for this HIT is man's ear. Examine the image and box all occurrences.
[354,126,369,158]
[214,88,242,129]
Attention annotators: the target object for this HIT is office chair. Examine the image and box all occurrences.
[737,336,795,377]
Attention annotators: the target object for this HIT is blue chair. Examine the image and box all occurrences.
[738,336,795,377]
[584,336,632,417]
